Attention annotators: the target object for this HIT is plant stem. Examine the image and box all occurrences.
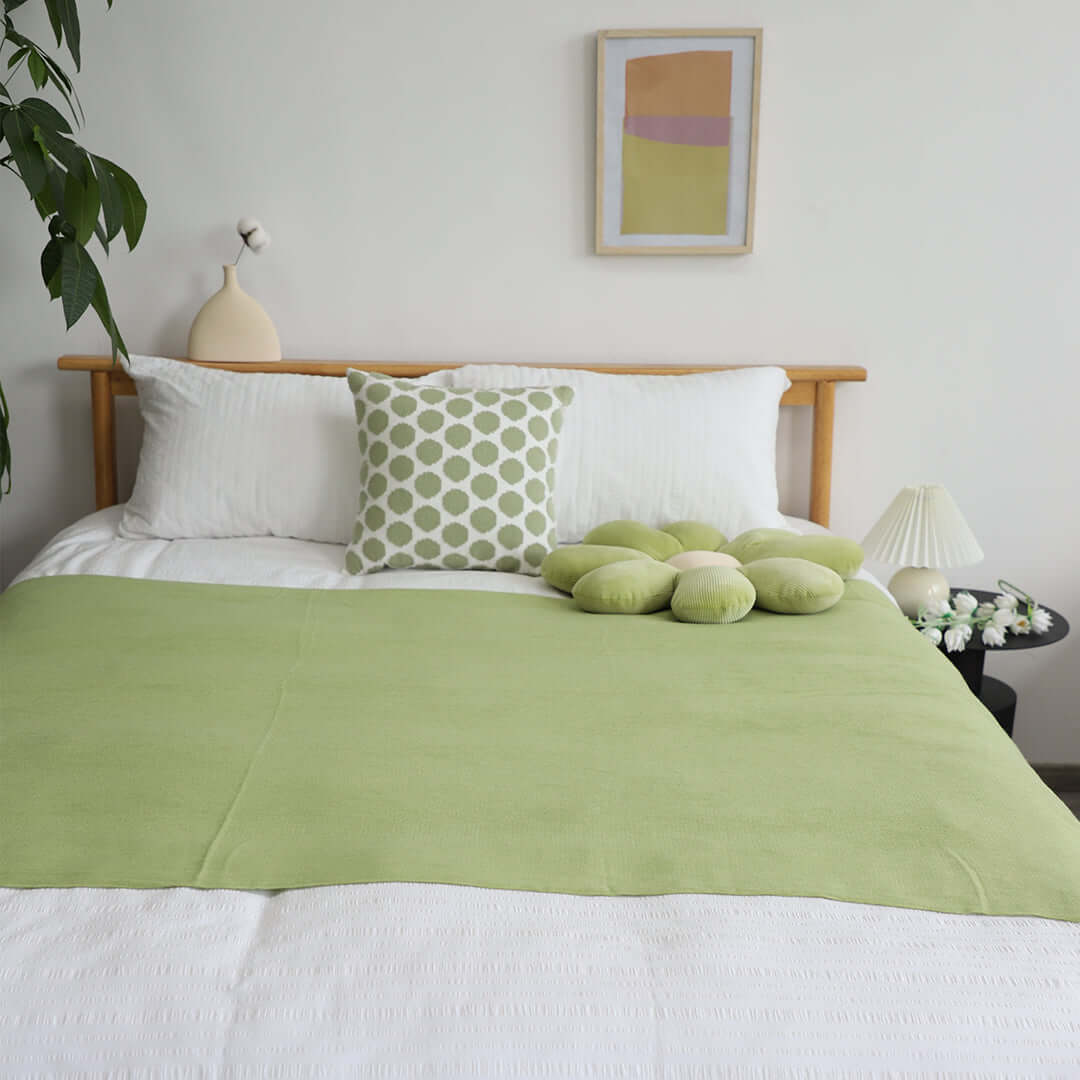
[234,241,246,266]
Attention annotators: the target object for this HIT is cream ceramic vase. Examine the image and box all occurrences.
[187,264,281,364]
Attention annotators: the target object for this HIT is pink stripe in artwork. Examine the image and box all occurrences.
[623,115,731,147]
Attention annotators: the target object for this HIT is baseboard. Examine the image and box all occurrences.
[1033,764,1080,792]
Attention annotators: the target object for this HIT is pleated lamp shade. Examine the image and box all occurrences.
[862,484,983,568]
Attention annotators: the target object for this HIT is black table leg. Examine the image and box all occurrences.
[947,647,985,695]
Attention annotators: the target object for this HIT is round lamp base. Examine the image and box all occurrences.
[888,566,950,617]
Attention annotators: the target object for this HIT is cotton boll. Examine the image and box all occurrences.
[237,217,261,238]
[246,227,271,252]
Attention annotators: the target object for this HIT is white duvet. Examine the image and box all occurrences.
[4,510,1080,1076]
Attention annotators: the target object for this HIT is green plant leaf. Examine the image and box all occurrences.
[1,107,47,195]
[36,49,81,125]
[20,96,72,135]
[93,219,109,253]
[63,167,99,244]
[43,0,63,48]
[7,45,29,69]
[38,128,89,181]
[4,0,35,13]
[90,272,127,362]
[40,235,63,294]
[60,239,99,327]
[54,0,81,69]
[97,155,146,249]
[33,163,65,219]
[93,155,124,240]
[27,50,47,89]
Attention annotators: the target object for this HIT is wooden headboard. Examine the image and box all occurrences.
[57,356,867,528]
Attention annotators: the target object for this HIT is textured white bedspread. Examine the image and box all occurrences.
[4,510,1079,1076]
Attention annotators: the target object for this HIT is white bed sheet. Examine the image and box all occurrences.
[4,510,1079,1076]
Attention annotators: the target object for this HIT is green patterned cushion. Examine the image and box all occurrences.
[345,371,574,574]
[572,560,678,614]
[670,566,757,624]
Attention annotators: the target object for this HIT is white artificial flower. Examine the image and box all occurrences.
[944,624,973,652]
[952,592,978,616]
[982,624,1007,647]
[975,601,996,619]
[1011,614,1032,635]
[924,598,952,619]
[991,607,1015,629]
[1032,607,1053,634]
[921,627,943,645]
[994,593,1019,611]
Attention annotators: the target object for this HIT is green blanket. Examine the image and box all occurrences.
[2,575,1079,921]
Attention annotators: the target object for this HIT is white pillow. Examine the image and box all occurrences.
[440,365,791,542]
[121,356,434,543]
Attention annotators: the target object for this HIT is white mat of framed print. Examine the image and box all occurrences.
[595,29,762,255]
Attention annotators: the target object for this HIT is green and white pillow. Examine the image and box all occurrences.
[345,371,574,575]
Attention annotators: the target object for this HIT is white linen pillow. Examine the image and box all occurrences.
[440,364,791,542]
[120,356,436,543]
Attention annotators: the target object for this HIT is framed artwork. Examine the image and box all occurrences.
[595,29,763,255]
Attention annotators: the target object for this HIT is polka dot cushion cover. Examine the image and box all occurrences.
[345,371,574,574]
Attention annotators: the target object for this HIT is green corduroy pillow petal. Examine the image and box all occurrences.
[583,520,683,561]
[573,560,679,615]
[660,520,728,553]
[670,566,757,624]
[721,529,864,580]
[739,556,845,614]
[541,545,654,594]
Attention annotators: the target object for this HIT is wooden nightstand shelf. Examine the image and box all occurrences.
[940,589,1069,737]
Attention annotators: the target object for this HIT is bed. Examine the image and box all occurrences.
[2,356,1079,1075]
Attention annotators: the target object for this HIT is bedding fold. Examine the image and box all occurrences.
[2,575,1079,921]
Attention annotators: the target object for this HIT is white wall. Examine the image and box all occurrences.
[1,1,1077,760]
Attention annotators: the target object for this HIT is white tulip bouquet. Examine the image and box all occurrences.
[912,581,1053,652]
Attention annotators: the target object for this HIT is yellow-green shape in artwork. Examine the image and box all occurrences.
[621,134,729,236]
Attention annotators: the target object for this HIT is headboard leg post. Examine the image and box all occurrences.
[809,381,835,528]
[90,371,118,510]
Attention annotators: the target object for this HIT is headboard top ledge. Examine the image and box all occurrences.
[57,355,867,529]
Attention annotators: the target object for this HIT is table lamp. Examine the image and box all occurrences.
[862,484,984,617]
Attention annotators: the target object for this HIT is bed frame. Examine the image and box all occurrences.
[57,356,867,528]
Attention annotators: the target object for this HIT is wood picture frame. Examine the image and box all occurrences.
[595,29,763,255]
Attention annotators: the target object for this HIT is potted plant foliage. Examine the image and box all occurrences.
[0,0,146,502]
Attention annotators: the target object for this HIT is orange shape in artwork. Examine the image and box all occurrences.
[625,50,732,118]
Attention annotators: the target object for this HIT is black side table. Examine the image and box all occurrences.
[939,588,1069,737]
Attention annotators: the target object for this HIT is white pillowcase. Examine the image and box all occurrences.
[121,355,417,544]
[440,365,791,542]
